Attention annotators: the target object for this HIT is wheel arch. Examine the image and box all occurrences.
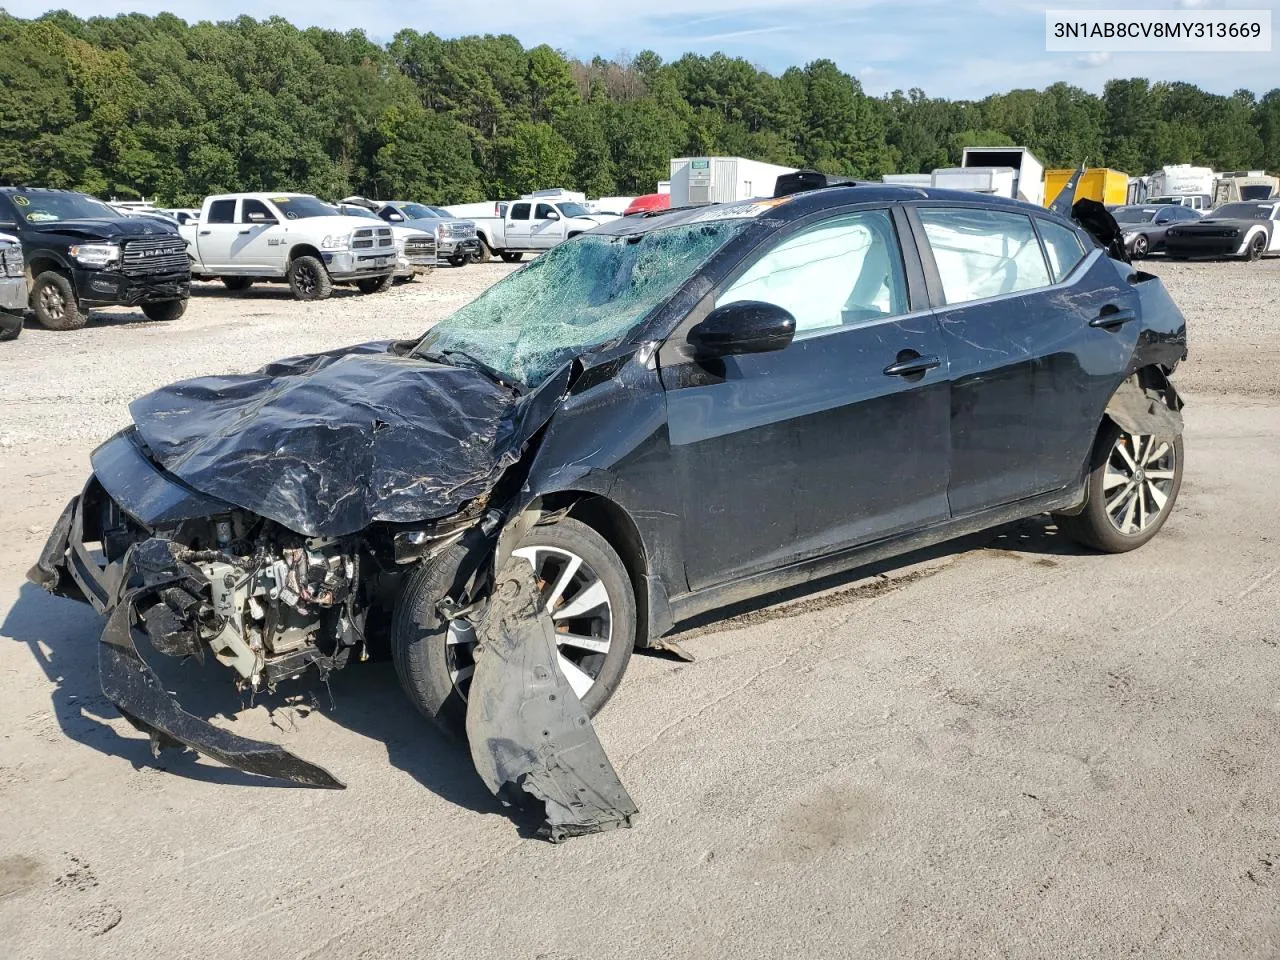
[26,253,70,285]
[533,491,668,647]
[287,243,323,265]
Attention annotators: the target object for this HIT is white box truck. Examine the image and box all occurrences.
[882,174,932,188]
[960,147,1045,205]
[931,166,1017,197]
[1146,165,1216,210]
[669,157,798,206]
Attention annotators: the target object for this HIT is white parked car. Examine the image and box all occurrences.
[180,193,401,300]
[331,203,437,282]
[468,198,619,263]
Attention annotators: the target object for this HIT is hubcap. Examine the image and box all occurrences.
[40,284,64,319]
[1103,432,1176,535]
[446,545,614,701]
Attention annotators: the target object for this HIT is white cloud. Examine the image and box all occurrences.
[1071,51,1113,67]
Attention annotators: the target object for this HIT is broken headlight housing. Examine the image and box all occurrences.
[0,243,22,277]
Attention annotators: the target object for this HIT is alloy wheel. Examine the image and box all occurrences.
[295,263,317,294]
[445,544,615,701]
[40,284,65,321]
[1102,432,1177,535]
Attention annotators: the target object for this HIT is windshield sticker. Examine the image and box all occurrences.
[273,197,292,203]
[12,196,29,206]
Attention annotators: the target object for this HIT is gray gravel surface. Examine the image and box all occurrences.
[1,258,1278,959]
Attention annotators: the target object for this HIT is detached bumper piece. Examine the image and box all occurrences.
[33,525,345,790]
[101,596,344,789]
[466,559,638,842]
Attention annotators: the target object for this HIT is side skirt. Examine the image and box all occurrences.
[663,487,1084,628]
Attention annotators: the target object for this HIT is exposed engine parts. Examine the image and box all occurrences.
[138,516,363,691]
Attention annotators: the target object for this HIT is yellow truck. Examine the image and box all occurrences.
[1045,168,1129,208]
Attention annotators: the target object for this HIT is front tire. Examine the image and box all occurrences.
[392,517,636,734]
[447,254,468,267]
[1244,232,1266,261]
[499,251,524,263]
[141,300,186,322]
[31,271,85,331]
[356,273,394,294]
[1054,420,1183,553]
[221,276,254,291]
[1132,234,1149,258]
[287,255,333,301]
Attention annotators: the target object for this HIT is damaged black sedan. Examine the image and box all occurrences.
[30,178,1188,838]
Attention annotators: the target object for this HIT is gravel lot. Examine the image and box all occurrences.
[1,257,1278,959]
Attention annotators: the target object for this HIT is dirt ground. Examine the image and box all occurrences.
[1,257,1279,959]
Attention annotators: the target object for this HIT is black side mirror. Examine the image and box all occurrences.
[688,300,796,359]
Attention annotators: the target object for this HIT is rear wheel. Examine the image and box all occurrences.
[499,251,524,263]
[287,255,332,301]
[391,517,636,734]
[356,273,394,294]
[1245,232,1266,261]
[473,238,493,264]
[221,276,254,291]
[141,300,186,322]
[1054,420,1183,553]
[31,271,85,331]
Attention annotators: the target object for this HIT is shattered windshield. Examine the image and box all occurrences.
[415,220,747,386]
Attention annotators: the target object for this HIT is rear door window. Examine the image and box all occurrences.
[1035,219,1086,282]
[206,199,236,224]
[917,207,1052,305]
[510,203,531,221]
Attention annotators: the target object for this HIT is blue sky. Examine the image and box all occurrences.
[5,0,1276,98]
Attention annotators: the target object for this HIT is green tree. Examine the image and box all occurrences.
[493,121,575,196]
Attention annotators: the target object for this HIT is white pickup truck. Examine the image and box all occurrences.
[180,193,399,300]
[467,199,618,263]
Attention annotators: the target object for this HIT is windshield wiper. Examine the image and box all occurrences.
[421,349,524,393]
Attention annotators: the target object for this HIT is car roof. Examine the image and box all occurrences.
[592,184,1071,238]
[205,192,311,202]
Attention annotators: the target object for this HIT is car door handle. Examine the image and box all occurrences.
[883,354,941,377]
[1089,309,1137,329]
[199,229,212,235]
[238,228,252,234]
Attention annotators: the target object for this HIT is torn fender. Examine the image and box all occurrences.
[99,541,345,789]
[466,559,637,841]
[1105,374,1183,440]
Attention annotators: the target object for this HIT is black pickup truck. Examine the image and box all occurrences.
[0,187,190,330]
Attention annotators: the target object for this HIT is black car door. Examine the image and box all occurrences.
[659,206,951,591]
[910,204,1140,516]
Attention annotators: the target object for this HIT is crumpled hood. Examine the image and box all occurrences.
[25,217,181,242]
[127,341,532,537]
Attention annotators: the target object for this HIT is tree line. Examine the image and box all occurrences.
[1,10,1277,206]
